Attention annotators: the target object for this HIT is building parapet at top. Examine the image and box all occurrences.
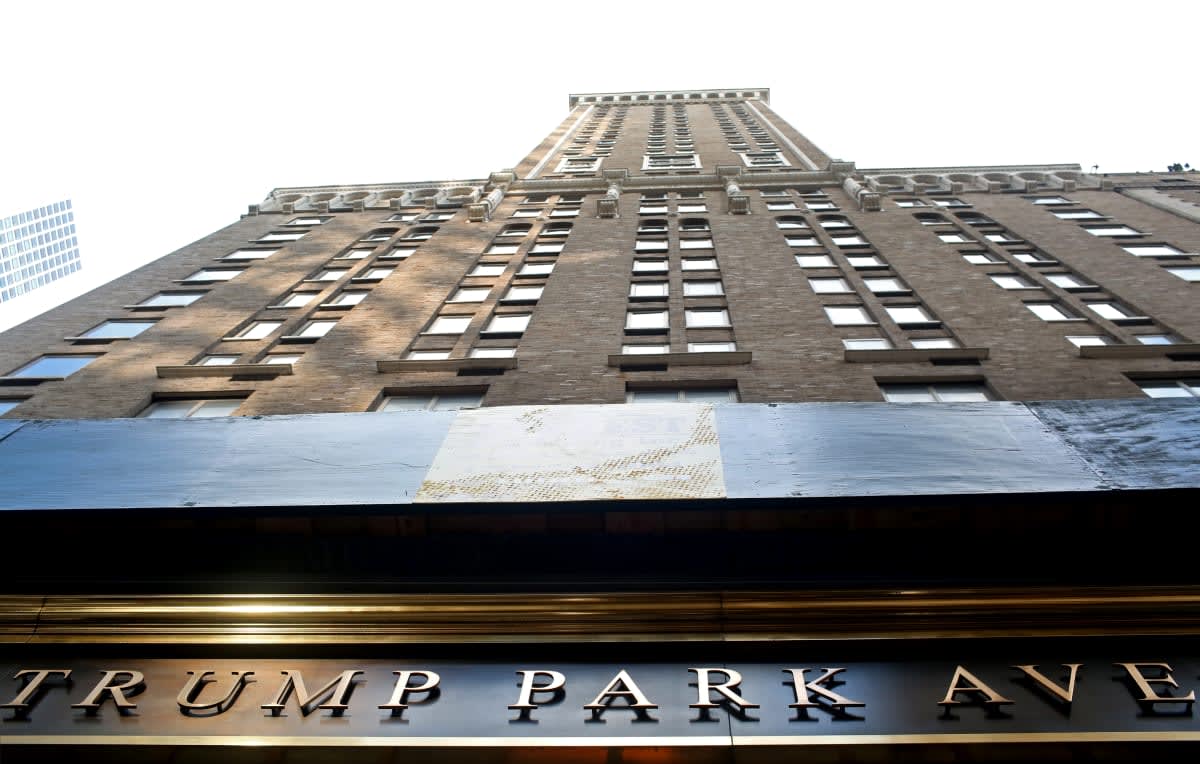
[855,164,1097,194]
[256,179,489,214]
[568,88,769,108]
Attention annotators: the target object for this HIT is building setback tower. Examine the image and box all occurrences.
[0,199,79,303]
[1,89,1199,761]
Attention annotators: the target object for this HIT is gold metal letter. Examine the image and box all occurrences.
[1,670,72,712]
[784,668,865,709]
[1013,664,1082,704]
[689,667,759,709]
[508,670,566,710]
[71,670,145,710]
[176,671,253,712]
[380,670,441,710]
[1115,663,1196,704]
[260,670,363,715]
[938,666,1013,706]
[583,669,658,710]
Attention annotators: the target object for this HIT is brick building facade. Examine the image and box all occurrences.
[1,89,1199,761]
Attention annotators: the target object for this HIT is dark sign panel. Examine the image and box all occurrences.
[4,651,1200,745]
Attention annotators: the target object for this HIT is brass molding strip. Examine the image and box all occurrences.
[6,587,1200,645]
[8,731,1200,747]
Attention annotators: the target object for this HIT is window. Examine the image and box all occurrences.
[256,231,306,242]
[683,280,724,297]
[635,239,669,253]
[626,310,669,331]
[140,398,246,418]
[630,282,669,299]
[679,218,709,232]
[550,208,579,218]
[1124,244,1185,257]
[293,320,338,339]
[681,257,718,271]
[627,388,738,404]
[233,321,284,339]
[806,201,839,211]
[264,354,302,365]
[985,233,1023,244]
[511,208,541,218]
[775,216,808,229]
[809,277,851,294]
[1029,197,1074,205]
[766,201,799,211]
[328,291,369,306]
[379,392,484,411]
[911,338,959,349]
[1086,301,1145,322]
[470,263,506,277]
[6,355,99,378]
[198,355,240,366]
[932,198,970,208]
[825,306,873,326]
[486,243,520,255]
[311,268,349,282]
[387,213,419,223]
[423,212,454,222]
[894,199,926,208]
[184,269,242,282]
[638,219,668,234]
[407,351,452,360]
[915,214,949,226]
[387,247,416,259]
[519,262,554,277]
[285,217,328,226]
[640,206,669,217]
[1137,335,1178,345]
[880,383,993,402]
[400,227,438,241]
[819,217,853,229]
[272,292,313,309]
[742,151,788,168]
[831,235,868,247]
[938,233,968,243]
[138,292,205,308]
[796,254,835,268]
[357,268,394,280]
[1014,251,1056,265]
[482,313,531,335]
[847,255,885,268]
[80,320,155,339]
[1084,226,1143,237]
[622,344,670,355]
[1047,273,1096,290]
[1067,336,1113,347]
[1166,266,1200,282]
[963,252,1001,265]
[864,277,909,294]
[990,274,1039,290]
[498,224,532,237]
[530,242,564,255]
[469,347,517,359]
[502,285,543,303]
[540,223,572,237]
[223,248,277,261]
[1053,210,1106,220]
[427,316,472,334]
[786,236,820,247]
[886,305,937,327]
[643,154,701,170]
[677,203,708,213]
[1136,379,1200,399]
[685,309,730,328]
[688,342,737,352]
[449,287,490,303]
[679,238,714,250]
[0,399,23,415]
[335,249,373,260]
[843,338,892,350]
[557,156,602,173]
[1025,303,1079,322]
[633,259,669,274]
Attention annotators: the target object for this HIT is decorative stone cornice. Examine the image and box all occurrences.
[569,88,769,108]
[261,181,488,214]
[857,164,1094,194]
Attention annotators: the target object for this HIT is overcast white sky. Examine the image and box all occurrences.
[1,0,1196,331]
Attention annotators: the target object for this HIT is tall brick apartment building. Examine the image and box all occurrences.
[1,89,1199,761]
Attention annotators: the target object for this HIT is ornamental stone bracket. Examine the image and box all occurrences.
[717,166,750,214]
[469,171,518,223]
[842,177,881,212]
[596,170,629,218]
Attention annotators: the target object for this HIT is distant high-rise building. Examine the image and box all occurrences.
[0,89,1199,760]
[0,198,79,302]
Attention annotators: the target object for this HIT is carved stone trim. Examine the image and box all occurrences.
[569,88,769,108]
